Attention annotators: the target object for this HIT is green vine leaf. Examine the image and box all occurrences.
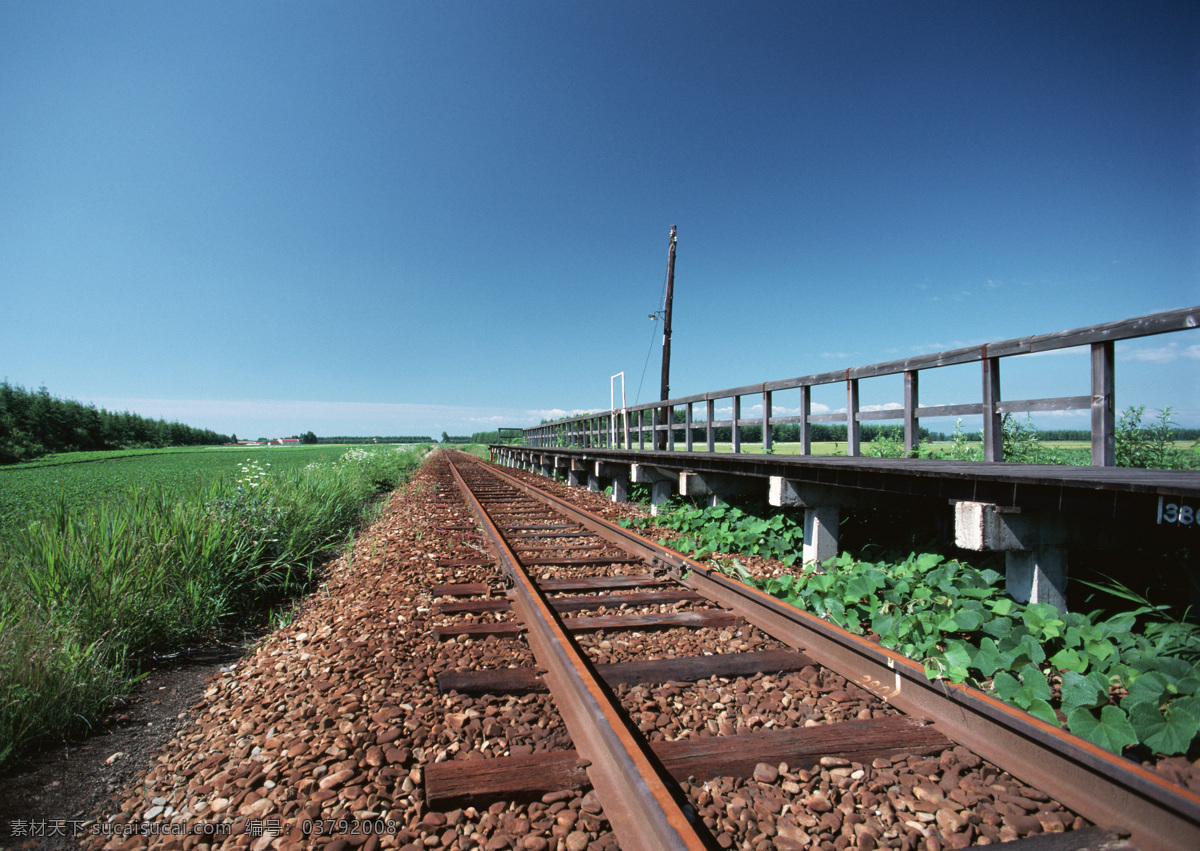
[1068,705,1138,753]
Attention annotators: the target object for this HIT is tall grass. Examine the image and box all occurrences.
[0,445,424,766]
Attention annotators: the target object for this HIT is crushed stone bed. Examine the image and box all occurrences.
[87,455,1101,849]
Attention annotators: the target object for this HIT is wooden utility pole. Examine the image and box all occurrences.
[657,225,677,450]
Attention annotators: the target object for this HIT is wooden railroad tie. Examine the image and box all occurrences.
[432,610,736,640]
[436,649,816,695]
[424,716,950,808]
[436,589,704,615]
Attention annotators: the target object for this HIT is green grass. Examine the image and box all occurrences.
[0,444,428,767]
[0,444,358,548]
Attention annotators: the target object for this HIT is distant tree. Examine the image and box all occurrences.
[441,431,450,443]
[301,431,318,444]
[230,433,237,443]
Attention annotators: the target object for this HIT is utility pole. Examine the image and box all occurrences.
[658,225,677,450]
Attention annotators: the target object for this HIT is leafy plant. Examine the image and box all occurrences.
[620,502,803,565]
[626,499,1200,757]
[1116,406,1197,470]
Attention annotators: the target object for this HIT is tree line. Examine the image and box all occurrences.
[0,382,230,464]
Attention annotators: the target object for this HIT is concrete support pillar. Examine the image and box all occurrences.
[803,505,840,569]
[587,472,601,492]
[770,476,843,570]
[954,501,1079,613]
[631,464,679,517]
[650,481,672,515]
[540,462,553,479]
[1005,547,1068,612]
[679,471,761,508]
[567,468,584,487]
[595,463,630,504]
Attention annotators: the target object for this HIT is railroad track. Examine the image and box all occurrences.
[426,450,1200,850]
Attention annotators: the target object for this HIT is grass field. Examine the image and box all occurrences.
[0,443,429,766]
[0,444,425,547]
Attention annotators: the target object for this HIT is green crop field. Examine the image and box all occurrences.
[0,442,429,766]
[0,444,415,547]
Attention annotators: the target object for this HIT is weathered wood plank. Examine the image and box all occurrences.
[550,589,702,612]
[653,716,949,781]
[437,599,511,614]
[521,556,643,566]
[424,751,589,807]
[437,558,493,567]
[437,589,701,615]
[538,575,669,592]
[996,395,1091,414]
[424,716,949,807]
[433,610,736,640]
[437,649,815,695]
[431,583,489,598]
[434,622,524,639]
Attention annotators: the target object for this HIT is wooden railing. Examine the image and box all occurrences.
[522,306,1199,465]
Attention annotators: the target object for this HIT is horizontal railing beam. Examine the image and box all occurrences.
[525,307,1200,461]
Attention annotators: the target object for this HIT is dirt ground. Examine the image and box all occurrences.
[0,640,255,851]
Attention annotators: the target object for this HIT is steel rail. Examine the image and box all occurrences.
[444,455,709,851]
[456,452,1200,851]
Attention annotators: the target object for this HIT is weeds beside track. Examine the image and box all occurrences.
[0,444,427,768]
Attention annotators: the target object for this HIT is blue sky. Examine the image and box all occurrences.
[2,1,1197,439]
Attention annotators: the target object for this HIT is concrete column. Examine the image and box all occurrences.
[803,505,840,569]
[611,474,629,503]
[587,472,601,492]
[680,471,761,508]
[631,464,679,517]
[1005,547,1068,612]
[770,476,842,570]
[649,481,672,515]
[954,501,1078,613]
[567,468,584,487]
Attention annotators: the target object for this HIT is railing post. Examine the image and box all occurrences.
[982,353,1003,462]
[799,386,811,455]
[706,398,715,453]
[651,407,659,451]
[732,395,742,453]
[667,405,675,451]
[623,410,631,450]
[685,402,694,452]
[637,409,645,451]
[904,370,919,457]
[846,378,860,456]
[1091,341,1115,466]
[762,388,773,453]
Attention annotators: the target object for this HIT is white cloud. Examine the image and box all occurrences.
[1119,342,1200,364]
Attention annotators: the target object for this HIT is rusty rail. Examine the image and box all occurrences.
[444,454,709,851]
[463,452,1200,851]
